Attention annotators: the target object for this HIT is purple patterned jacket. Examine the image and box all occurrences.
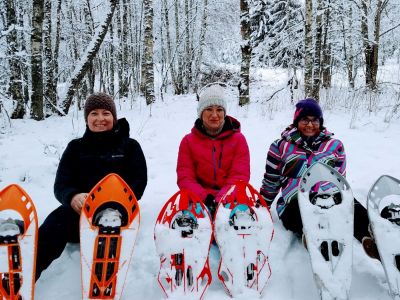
[260,125,346,216]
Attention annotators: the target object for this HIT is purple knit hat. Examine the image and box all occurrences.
[293,98,323,127]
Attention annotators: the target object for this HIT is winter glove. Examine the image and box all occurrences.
[204,194,217,219]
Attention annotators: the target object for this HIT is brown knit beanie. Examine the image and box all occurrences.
[84,92,117,122]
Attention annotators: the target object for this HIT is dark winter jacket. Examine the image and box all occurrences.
[177,116,250,201]
[260,125,346,216]
[54,118,147,206]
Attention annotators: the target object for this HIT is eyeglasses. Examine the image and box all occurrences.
[299,117,320,125]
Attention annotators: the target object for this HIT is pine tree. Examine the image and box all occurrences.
[251,0,303,68]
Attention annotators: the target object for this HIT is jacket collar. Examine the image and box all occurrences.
[281,124,333,151]
[192,116,241,139]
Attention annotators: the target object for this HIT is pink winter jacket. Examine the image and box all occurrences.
[177,116,250,201]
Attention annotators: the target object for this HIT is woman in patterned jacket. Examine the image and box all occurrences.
[260,98,378,259]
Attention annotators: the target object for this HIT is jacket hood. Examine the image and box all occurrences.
[114,118,130,138]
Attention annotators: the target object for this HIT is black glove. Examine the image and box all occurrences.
[204,194,217,219]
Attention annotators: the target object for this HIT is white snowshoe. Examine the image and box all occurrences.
[298,162,354,300]
[367,175,400,300]
[154,189,212,299]
[214,181,274,297]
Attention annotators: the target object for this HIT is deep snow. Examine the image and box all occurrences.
[1,82,400,299]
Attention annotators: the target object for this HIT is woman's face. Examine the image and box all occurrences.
[201,105,225,132]
[87,109,114,132]
[297,115,321,137]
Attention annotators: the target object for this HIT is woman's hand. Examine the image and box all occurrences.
[71,193,88,214]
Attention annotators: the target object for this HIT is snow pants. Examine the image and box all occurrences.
[35,205,80,280]
[280,197,370,243]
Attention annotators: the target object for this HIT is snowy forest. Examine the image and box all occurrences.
[1,1,400,299]
[1,0,400,122]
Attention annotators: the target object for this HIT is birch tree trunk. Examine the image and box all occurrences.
[174,1,184,94]
[311,0,322,101]
[43,0,57,116]
[31,0,45,120]
[6,0,25,119]
[53,0,62,96]
[84,0,95,97]
[369,0,387,90]
[304,0,313,97]
[321,0,332,89]
[67,5,79,67]
[361,0,374,89]
[61,0,118,115]
[17,0,29,105]
[119,0,130,97]
[142,0,155,105]
[184,0,192,91]
[238,0,251,106]
[193,0,208,91]
[341,3,355,88]
[109,22,115,96]
[162,0,177,93]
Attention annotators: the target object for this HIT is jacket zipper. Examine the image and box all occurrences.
[212,145,217,185]
[219,144,223,168]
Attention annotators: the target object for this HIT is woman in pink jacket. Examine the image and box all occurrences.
[177,83,250,218]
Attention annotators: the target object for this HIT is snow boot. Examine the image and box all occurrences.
[362,236,380,261]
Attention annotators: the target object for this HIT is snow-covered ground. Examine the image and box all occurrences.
[1,83,399,299]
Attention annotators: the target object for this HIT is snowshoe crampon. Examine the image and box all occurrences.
[298,162,354,300]
[0,184,38,300]
[154,189,212,299]
[80,173,140,300]
[214,181,274,297]
[367,175,400,299]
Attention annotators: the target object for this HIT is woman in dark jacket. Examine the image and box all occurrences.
[36,92,147,280]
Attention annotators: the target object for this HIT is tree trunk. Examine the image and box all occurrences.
[31,0,45,120]
[61,0,118,115]
[6,0,25,119]
[311,0,322,101]
[370,0,384,90]
[321,0,332,89]
[361,0,374,89]
[238,0,251,106]
[131,1,143,94]
[341,3,355,88]
[53,0,62,94]
[84,0,95,97]
[109,22,115,96]
[174,0,184,94]
[184,0,192,91]
[193,0,209,91]
[43,0,57,116]
[17,1,29,106]
[304,0,313,97]
[142,0,155,105]
[162,0,177,93]
[120,0,130,97]
[321,43,332,89]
